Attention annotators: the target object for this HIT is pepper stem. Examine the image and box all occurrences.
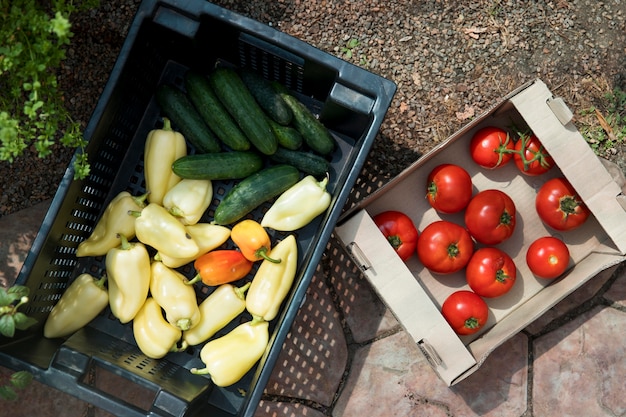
[117,234,132,251]
[168,206,186,219]
[177,318,192,331]
[190,367,210,375]
[256,247,281,263]
[162,117,172,131]
[96,274,108,289]
[234,282,252,300]
[132,192,149,208]
[185,274,202,286]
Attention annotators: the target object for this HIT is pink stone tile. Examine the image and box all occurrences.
[0,200,50,287]
[533,306,626,416]
[264,268,348,407]
[604,264,626,307]
[333,331,528,417]
[327,236,399,343]
[255,400,327,417]
[524,264,619,335]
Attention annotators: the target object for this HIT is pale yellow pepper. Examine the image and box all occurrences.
[105,234,151,324]
[133,203,199,259]
[76,191,147,257]
[43,273,109,338]
[133,297,185,359]
[150,261,201,331]
[190,319,269,387]
[183,282,250,346]
[245,234,298,321]
[261,175,331,231]
[144,117,187,205]
[163,178,213,226]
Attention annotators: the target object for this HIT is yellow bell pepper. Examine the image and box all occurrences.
[260,175,331,231]
[76,191,147,257]
[105,234,151,324]
[155,223,231,269]
[144,117,187,205]
[245,234,298,321]
[150,261,201,331]
[133,297,185,359]
[163,178,213,226]
[182,282,250,346]
[43,273,109,338]
[133,203,199,259]
[190,319,269,387]
[230,219,280,263]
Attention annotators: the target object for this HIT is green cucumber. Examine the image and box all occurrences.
[269,147,330,178]
[214,165,300,225]
[155,84,221,153]
[268,118,303,150]
[209,67,278,155]
[279,92,336,156]
[271,81,335,156]
[171,151,263,180]
[184,71,251,151]
[239,69,293,125]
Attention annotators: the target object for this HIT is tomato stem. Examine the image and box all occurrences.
[499,210,513,226]
[387,235,403,250]
[447,242,460,258]
[464,317,481,330]
[559,195,583,216]
[495,269,509,283]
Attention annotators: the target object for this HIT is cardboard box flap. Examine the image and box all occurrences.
[335,209,477,385]
[509,79,626,254]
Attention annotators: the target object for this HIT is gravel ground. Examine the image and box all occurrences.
[0,0,624,216]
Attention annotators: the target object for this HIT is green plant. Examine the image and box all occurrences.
[340,38,369,67]
[0,285,37,401]
[579,87,626,156]
[0,1,97,180]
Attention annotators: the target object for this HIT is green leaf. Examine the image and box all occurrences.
[0,315,16,338]
[0,288,14,307]
[12,313,37,331]
[7,286,29,299]
[0,385,18,401]
[10,371,33,389]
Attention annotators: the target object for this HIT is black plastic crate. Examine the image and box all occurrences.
[0,1,396,416]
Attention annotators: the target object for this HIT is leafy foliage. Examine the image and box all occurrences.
[0,285,37,400]
[0,0,97,179]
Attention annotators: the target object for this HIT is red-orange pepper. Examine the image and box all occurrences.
[230,219,280,263]
[187,250,253,286]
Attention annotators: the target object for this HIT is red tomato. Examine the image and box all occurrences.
[464,189,517,245]
[441,290,489,335]
[426,164,473,214]
[469,126,515,169]
[513,133,554,176]
[373,210,419,261]
[466,247,516,298]
[417,220,474,274]
[526,236,570,279]
[535,177,591,231]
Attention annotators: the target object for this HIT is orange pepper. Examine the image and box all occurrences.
[187,250,253,286]
[230,219,281,263]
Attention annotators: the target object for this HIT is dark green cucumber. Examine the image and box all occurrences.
[184,72,251,151]
[214,165,300,225]
[209,67,278,155]
[279,92,336,156]
[239,69,293,125]
[155,84,221,153]
[269,147,330,178]
[171,151,263,180]
[268,118,303,150]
